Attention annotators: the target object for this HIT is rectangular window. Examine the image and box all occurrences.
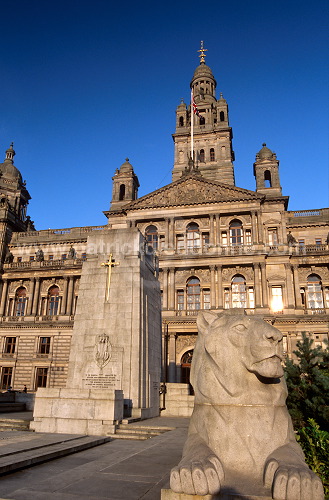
[38,337,51,355]
[315,238,322,245]
[271,286,283,312]
[62,254,67,260]
[17,257,22,262]
[245,230,252,245]
[35,367,48,389]
[48,255,53,261]
[1,367,13,390]
[29,255,35,261]
[176,234,184,251]
[298,239,305,247]
[248,288,255,308]
[4,337,16,355]
[203,289,210,309]
[177,290,184,310]
[224,288,230,309]
[221,232,227,247]
[268,228,278,246]
[202,233,209,248]
[81,253,87,261]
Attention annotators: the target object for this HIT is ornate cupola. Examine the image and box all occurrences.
[172,42,235,185]
[0,143,31,230]
[110,158,140,211]
[253,143,282,196]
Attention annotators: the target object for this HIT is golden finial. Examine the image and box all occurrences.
[198,40,207,64]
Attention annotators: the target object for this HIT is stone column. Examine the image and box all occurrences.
[168,333,176,383]
[253,264,261,307]
[162,269,168,309]
[0,279,8,316]
[209,215,215,246]
[285,264,295,308]
[168,268,175,310]
[215,214,220,246]
[251,211,258,244]
[217,265,223,308]
[292,265,302,307]
[256,212,263,244]
[165,218,170,249]
[210,265,216,308]
[60,277,69,315]
[26,278,35,316]
[66,277,74,315]
[32,278,40,316]
[260,263,268,307]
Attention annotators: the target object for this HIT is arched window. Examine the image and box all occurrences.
[229,219,243,246]
[187,277,200,311]
[199,149,205,162]
[181,349,194,388]
[179,116,184,127]
[210,148,215,161]
[231,275,247,308]
[264,170,272,188]
[220,111,225,121]
[186,223,200,251]
[48,286,60,316]
[307,275,324,309]
[15,287,27,316]
[145,225,158,251]
[119,184,125,201]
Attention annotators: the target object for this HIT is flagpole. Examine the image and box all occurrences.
[191,88,194,162]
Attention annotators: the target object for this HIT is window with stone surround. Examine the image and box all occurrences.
[35,367,48,389]
[187,277,201,311]
[4,337,16,355]
[38,337,51,356]
[47,286,60,316]
[15,287,27,316]
[145,225,158,251]
[231,275,247,308]
[268,228,278,246]
[229,219,243,246]
[199,149,205,162]
[186,223,200,251]
[1,367,12,390]
[210,148,215,161]
[306,274,324,309]
[271,286,283,312]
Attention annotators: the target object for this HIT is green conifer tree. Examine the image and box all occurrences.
[285,332,329,431]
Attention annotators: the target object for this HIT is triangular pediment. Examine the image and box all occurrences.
[121,173,262,211]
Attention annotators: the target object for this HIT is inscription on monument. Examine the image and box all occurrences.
[83,373,120,389]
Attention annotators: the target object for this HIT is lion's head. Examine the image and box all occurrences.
[191,311,284,400]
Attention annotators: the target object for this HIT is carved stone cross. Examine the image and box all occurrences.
[100,253,120,301]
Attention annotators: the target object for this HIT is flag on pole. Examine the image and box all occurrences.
[191,91,200,117]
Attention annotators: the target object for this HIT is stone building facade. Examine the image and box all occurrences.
[0,49,328,402]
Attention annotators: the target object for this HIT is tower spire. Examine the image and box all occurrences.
[197,40,207,64]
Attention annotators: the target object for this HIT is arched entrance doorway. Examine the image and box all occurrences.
[181,349,194,393]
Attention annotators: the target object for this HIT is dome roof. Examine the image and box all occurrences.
[257,143,273,160]
[119,158,133,173]
[0,144,22,182]
[191,62,216,87]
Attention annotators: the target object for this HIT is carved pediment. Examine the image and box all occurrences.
[123,174,260,210]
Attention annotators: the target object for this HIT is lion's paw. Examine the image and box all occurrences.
[264,460,324,500]
[170,454,224,495]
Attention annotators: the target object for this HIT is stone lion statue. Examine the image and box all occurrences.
[170,311,324,499]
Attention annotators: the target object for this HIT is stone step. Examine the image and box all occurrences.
[0,435,112,475]
[121,417,141,424]
[111,422,175,440]
[0,403,26,413]
[0,418,31,431]
[110,433,150,441]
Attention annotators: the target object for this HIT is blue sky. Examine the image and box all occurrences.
[0,0,328,230]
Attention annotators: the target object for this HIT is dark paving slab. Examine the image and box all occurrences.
[0,417,189,500]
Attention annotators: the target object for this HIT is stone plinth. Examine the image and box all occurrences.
[161,488,272,500]
[31,388,123,435]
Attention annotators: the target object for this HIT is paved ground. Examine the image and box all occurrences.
[0,416,189,500]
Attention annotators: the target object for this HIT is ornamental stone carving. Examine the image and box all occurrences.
[221,267,253,283]
[170,311,324,499]
[176,335,197,355]
[298,266,328,282]
[9,280,30,293]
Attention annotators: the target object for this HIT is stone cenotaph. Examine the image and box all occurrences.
[31,228,162,435]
